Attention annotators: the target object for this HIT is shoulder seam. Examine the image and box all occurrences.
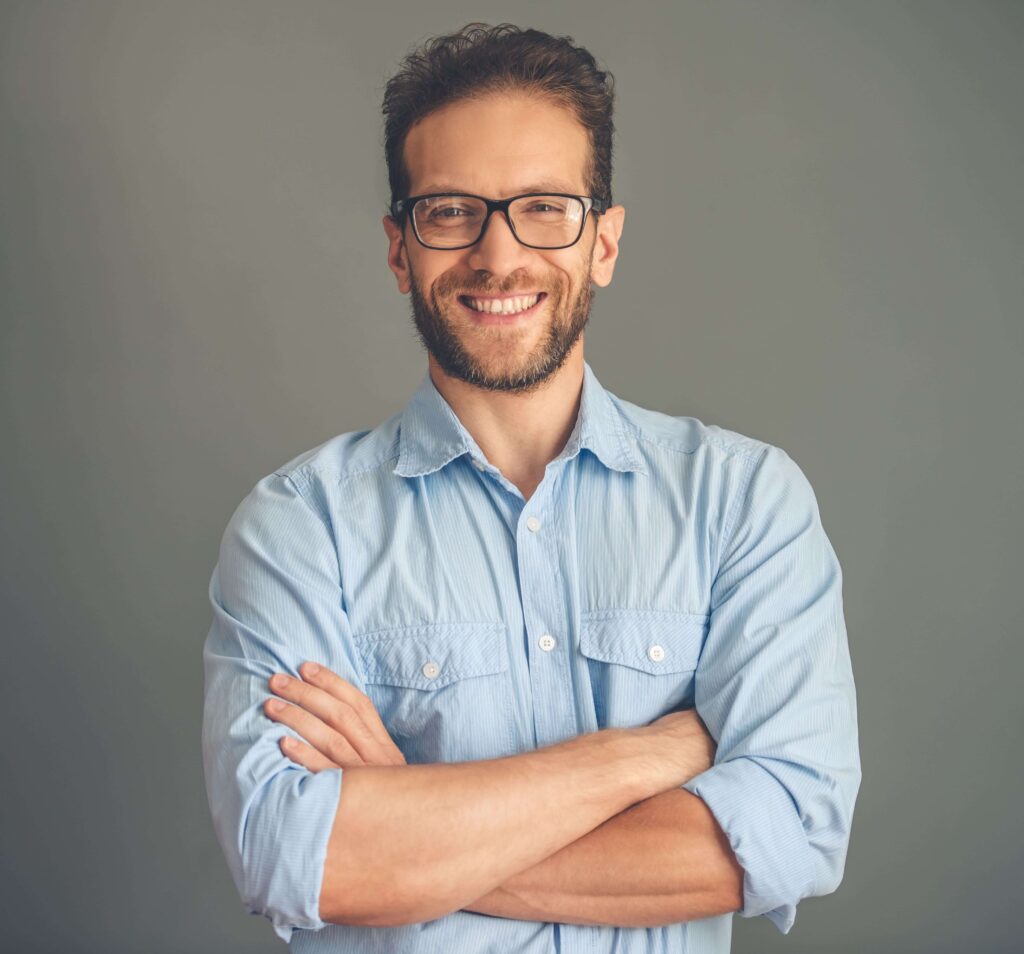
[270,428,403,488]
[631,428,765,461]
[271,470,346,595]
[284,449,403,490]
[612,397,766,461]
[716,444,772,577]
[272,469,333,535]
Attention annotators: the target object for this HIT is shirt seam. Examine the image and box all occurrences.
[235,471,345,770]
[288,454,403,491]
[713,444,770,592]
[631,428,765,462]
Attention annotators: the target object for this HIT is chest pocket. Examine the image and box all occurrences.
[354,621,517,765]
[580,610,708,729]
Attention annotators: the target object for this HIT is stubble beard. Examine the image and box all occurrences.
[407,258,594,395]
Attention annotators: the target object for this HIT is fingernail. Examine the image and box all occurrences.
[267,699,284,712]
[271,674,289,689]
[303,662,320,677]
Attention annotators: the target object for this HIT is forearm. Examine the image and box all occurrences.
[462,787,744,927]
[320,726,684,927]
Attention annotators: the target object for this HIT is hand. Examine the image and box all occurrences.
[263,662,407,771]
[646,708,717,783]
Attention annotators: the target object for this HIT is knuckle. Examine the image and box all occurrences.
[329,698,355,721]
[342,703,375,739]
[327,700,362,733]
[354,692,382,718]
[354,696,379,720]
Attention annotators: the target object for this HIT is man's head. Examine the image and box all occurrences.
[381,23,625,394]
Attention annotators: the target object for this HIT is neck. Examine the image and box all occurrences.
[427,345,585,501]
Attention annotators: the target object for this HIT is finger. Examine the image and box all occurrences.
[268,673,383,763]
[264,697,366,767]
[298,663,395,749]
[298,664,406,766]
[279,734,339,773]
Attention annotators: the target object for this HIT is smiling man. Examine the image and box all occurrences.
[202,22,861,954]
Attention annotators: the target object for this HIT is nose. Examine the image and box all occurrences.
[465,207,535,277]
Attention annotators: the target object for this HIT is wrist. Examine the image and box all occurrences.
[600,725,686,803]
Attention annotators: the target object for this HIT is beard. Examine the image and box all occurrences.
[406,254,594,395]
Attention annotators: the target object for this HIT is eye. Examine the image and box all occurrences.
[523,201,567,215]
[432,206,470,219]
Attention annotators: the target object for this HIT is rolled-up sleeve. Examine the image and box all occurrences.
[682,444,862,934]
[201,468,362,943]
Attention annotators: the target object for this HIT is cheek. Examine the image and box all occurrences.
[538,261,576,303]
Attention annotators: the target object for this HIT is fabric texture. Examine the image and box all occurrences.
[201,360,861,951]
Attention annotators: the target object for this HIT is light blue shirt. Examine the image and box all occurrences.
[202,360,861,952]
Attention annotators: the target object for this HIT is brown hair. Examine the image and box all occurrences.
[382,22,616,217]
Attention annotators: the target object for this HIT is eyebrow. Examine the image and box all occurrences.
[415,180,583,196]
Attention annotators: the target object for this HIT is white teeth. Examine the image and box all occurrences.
[465,294,541,315]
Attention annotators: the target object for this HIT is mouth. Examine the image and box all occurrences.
[458,292,547,324]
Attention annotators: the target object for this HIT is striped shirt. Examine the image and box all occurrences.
[201,360,861,952]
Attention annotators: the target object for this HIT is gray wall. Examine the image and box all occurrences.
[1,2,1020,951]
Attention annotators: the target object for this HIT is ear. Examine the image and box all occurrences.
[590,204,625,288]
[383,215,412,294]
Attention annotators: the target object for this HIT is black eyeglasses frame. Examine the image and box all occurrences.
[390,192,610,251]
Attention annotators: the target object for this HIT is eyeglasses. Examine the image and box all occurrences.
[391,192,609,250]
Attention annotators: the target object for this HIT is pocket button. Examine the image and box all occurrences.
[648,644,665,662]
[421,660,440,679]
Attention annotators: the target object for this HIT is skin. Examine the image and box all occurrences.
[261,90,744,926]
[381,91,626,500]
[264,663,743,926]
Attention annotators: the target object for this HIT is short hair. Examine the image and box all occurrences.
[382,22,616,218]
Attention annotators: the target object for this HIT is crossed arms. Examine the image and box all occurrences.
[261,664,744,928]
[201,448,861,940]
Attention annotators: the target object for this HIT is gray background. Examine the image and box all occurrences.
[1,1,1020,951]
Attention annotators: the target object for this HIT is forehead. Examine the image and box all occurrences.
[403,92,590,197]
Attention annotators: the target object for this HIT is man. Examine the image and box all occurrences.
[202,22,861,953]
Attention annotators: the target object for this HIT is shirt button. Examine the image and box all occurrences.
[422,661,440,679]
[648,644,665,662]
[539,634,556,651]
[526,516,541,532]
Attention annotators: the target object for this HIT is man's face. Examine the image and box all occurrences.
[384,92,624,393]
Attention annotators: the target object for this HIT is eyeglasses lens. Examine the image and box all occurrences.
[413,195,585,248]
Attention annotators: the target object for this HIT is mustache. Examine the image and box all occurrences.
[435,275,557,298]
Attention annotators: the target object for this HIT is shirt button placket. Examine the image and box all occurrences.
[517,492,576,750]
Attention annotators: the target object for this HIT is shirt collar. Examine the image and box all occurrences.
[393,360,647,479]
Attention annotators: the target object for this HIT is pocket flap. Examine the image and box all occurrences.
[355,621,508,690]
[580,610,708,675]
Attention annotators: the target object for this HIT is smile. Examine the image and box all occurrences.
[459,292,546,316]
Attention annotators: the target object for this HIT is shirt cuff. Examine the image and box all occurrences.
[682,757,816,934]
[240,766,343,944]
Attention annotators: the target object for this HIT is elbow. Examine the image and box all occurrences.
[805,828,855,902]
[238,882,326,944]
[318,866,438,928]
[794,806,857,910]
[315,789,459,928]
[309,802,413,928]
[807,765,861,901]
[316,821,439,928]
[317,868,384,928]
